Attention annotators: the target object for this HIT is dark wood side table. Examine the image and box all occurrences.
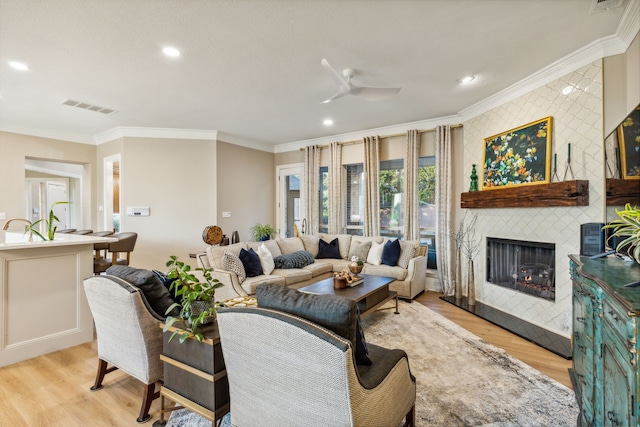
[154,322,229,427]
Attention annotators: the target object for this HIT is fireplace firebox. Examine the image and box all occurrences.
[486,237,556,302]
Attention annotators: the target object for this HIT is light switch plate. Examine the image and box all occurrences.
[222,211,231,218]
[0,212,5,220]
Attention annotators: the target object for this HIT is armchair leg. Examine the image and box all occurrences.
[90,358,118,391]
[403,405,415,427]
[137,381,161,423]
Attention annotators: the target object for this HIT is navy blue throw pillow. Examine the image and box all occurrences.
[381,239,401,266]
[317,238,341,259]
[240,248,263,277]
[152,269,180,303]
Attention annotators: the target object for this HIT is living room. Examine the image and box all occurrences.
[0,1,639,425]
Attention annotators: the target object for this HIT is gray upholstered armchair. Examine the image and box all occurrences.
[216,288,416,426]
[83,274,165,423]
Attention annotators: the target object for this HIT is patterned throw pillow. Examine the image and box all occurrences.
[398,241,418,269]
[222,250,246,283]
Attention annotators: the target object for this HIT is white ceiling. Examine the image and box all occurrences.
[0,0,637,151]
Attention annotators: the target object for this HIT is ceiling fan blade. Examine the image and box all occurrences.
[321,89,350,104]
[321,58,349,88]
[350,86,401,101]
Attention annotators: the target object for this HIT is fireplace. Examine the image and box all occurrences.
[486,237,556,302]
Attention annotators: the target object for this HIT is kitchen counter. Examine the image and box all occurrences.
[0,232,117,367]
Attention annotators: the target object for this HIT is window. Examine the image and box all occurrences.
[319,166,328,234]
[418,156,437,269]
[344,163,364,235]
[379,159,404,239]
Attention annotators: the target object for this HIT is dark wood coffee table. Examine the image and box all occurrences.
[298,274,398,318]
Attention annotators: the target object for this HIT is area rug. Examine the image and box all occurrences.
[165,302,578,427]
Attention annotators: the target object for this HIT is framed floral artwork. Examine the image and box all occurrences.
[482,116,552,190]
[617,105,640,179]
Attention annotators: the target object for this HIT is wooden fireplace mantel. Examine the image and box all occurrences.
[460,180,589,209]
[606,178,640,206]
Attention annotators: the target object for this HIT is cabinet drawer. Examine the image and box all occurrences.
[603,298,631,342]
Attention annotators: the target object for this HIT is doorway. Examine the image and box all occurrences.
[103,155,121,232]
[276,164,303,238]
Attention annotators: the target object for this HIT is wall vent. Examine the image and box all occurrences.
[61,99,117,115]
[590,0,624,13]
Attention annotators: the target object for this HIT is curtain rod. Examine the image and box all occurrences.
[299,123,463,150]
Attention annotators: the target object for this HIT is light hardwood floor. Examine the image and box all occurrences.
[0,291,573,426]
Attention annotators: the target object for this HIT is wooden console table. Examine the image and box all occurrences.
[154,322,229,426]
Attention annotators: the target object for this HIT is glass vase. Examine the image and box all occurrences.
[455,249,462,299]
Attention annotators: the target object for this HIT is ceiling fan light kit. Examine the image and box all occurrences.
[320,58,401,104]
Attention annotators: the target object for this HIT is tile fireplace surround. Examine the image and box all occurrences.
[461,60,604,340]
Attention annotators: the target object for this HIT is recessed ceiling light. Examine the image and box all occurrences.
[9,61,29,71]
[561,85,573,95]
[323,119,334,126]
[162,47,180,58]
[459,75,475,84]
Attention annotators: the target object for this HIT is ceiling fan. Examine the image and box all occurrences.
[320,58,401,104]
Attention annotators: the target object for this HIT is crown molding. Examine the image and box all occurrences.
[216,131,275,153]
[274,115,463,153]
[93,127,218,144]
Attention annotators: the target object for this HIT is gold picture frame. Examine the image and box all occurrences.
[481,116,552,190]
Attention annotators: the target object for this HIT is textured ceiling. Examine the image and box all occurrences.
[0,0,636,149]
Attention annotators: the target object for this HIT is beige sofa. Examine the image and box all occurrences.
[197,233,427,300]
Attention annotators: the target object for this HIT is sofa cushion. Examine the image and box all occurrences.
[317,238,341,259]
[273,250,315,269]
[106,265,179,318]
[302,261,333,277]
[300,234,320,258]
[398,240,419,269]
[223,250,246,283]
[241,275,286,295]
[257,243,275,275]
[256,283,371,365]
[240,248,263,277]
[207,242,246,269]
[367,241,385,265]
[276,237,305,255]
[270,268,313,286]
[362,264,408,281]
[348,240,372,264]
[381,239,401,266]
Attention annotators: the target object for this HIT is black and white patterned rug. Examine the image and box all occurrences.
[165,302,578,426]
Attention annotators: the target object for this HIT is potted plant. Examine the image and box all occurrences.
[25,201,70,240]
[163,255,224,343]
[250,223,277,241]
[603,203,640,264]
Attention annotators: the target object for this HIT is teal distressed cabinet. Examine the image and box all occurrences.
[570,255,640,426]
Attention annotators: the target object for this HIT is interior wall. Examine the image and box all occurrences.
[216,141,275,242]
[603,31,640,136]
[0,131,96,229]
[117,137,217,270]
[463,60,605,337]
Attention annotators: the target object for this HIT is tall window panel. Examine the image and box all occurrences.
[318,166,329,234]
[379,159,404,239]
[344,163,364,236]
[419,156,437,269]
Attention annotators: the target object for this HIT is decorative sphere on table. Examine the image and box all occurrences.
[469,164,478,192]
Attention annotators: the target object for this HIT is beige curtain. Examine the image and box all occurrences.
[404,130,421,241]
[363,136,380,236]
[303,145,320,235]
[328,142,342,234]
[435,125,454,295]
